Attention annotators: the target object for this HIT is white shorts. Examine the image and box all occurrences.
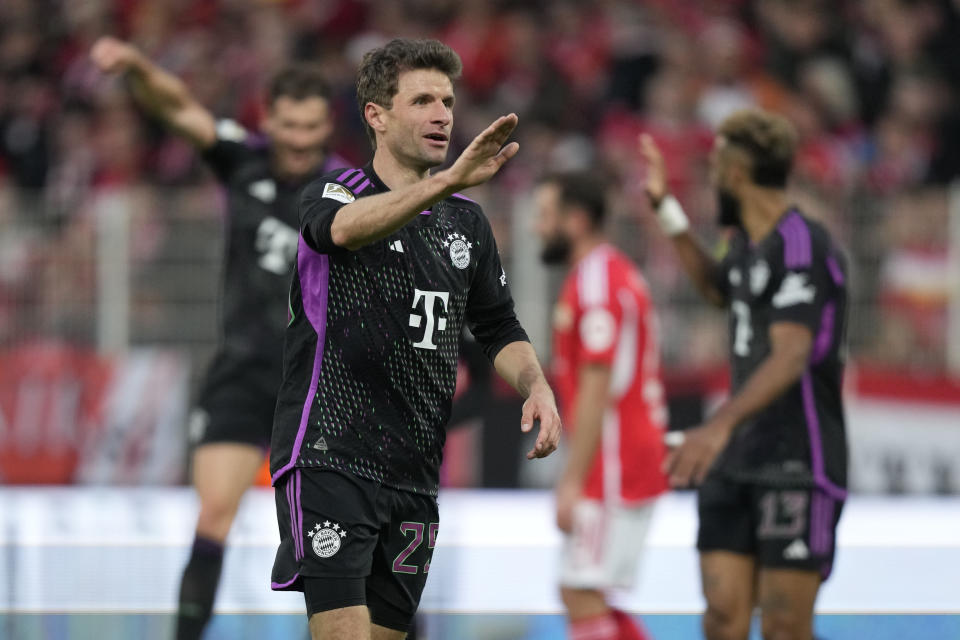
[559,498,656,590]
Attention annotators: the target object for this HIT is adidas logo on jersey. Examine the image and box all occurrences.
[773,272,816,308]
[783,538,810,560]
[313,437,328,451]
[389,240,404,253]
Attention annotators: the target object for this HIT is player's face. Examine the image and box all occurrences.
[379,69,454,171]
[534,183,572,265]
[265,96,333,180]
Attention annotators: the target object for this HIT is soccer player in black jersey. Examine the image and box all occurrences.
[640,109,848,640]
[269,39,562,640]
[90,37,345,640]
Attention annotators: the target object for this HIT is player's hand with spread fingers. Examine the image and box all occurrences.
[90,36,142,75]
[442,114,520,191]
[662,419,732,487]
[521,386,562,460]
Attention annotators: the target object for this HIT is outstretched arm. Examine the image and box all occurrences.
[492,341,562,461]
[639,134,727,307]
[90,36,216,148]
[325,114,520,251]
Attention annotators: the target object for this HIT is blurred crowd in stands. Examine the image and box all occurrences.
[1,0,959,373]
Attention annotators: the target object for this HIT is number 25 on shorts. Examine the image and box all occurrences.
[393,522,439,574]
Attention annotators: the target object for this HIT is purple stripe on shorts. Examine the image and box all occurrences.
[812,302,836,364]
[345,170,366,188]
[827,254,845,286]
[271,573,300,590]
[338,168,359,182]
[272,238,330,485]
[354,178,372,194]
[802,373,848,500]
[295,470,304,560]
[286,480,298,560]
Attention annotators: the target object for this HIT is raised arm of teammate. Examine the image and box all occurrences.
[90,36,216,148]
[492,341,562,461]
[325,114,519,251]
[639,134,726,307]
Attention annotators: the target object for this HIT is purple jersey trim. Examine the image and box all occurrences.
[826,254,845,286]
[271,573,300,590]
[801,373,848,500]
[420,210,431,215]
[778,212,812,269]
[812,302,836,364]
[451,192,476,203]
[338,168,359,183]
[345,171,366,188]
[272,240,330,485]
[354,178,372,194]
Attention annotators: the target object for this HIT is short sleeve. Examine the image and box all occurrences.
[299,178,356,254]
[465,214,529,361]
[200,119,254,182]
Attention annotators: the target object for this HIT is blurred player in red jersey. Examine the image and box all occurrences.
[535,172,669,640]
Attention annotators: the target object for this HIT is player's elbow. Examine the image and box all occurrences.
[329,220,360,251]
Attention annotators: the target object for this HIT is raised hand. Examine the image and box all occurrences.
[90,36,141,75]
[444,114,520,191]
[638,133,668,207]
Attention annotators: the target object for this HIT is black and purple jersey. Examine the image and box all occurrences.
[269,164,528,495]
[198,119,349,395]
[712,209,849,498]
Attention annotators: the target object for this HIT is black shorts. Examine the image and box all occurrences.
[697,473,844,580]
[271,468,438,631]
[188,353,278,449]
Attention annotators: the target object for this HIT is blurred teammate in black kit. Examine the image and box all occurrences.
[269,38,562,640]
[641,109,849,640]
[91,37,346,640]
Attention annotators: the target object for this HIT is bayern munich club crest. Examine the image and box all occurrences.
[443,232,472,270]
[309,521,347,558]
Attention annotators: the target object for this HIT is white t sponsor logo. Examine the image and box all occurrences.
[772,272,816,308]
[409,289,450,350]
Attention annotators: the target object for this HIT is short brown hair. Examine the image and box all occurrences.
[356,38,462,147]
[268,64,332,105]
[718,108,798,187]
[541,171,608,229]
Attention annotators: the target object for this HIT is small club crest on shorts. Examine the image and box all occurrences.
[309,521,347,558]
[443,232,472,269]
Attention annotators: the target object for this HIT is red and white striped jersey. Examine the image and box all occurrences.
[552,244,669,503]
